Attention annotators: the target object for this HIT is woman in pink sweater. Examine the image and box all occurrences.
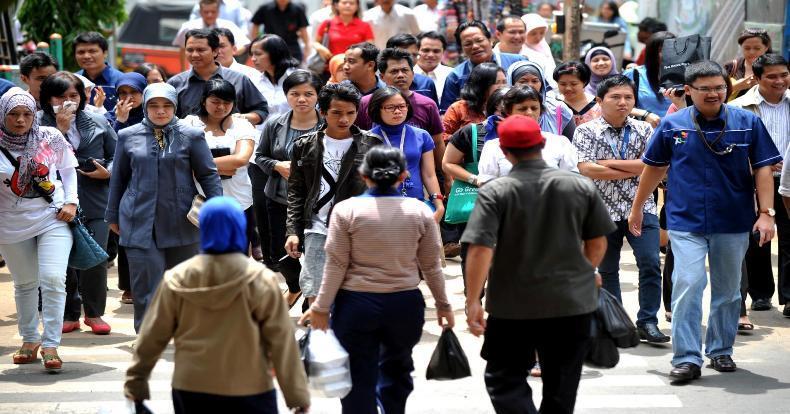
[300,146,454,414]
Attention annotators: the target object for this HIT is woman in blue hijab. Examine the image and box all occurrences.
[199,196,248,254]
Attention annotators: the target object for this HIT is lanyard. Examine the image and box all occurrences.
[691,107,733,156]
[380,127,411,196]
[604,125,631,160]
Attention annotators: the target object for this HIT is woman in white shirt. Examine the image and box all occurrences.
[479,85,578,182]
[0,88,78,370]
[248,34,301,119]
[183,79,259,256]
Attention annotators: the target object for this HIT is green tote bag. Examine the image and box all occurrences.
[444,124,480,224]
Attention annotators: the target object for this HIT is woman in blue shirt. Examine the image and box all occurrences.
[622,31,676,125]
[367,87,444,222]
[595,1,632,59]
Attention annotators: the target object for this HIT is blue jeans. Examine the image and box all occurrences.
[598,214,661,326]
[668,231,748,367]
[0,225,72,348]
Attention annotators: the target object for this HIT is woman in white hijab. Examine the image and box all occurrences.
[521,13,556,80]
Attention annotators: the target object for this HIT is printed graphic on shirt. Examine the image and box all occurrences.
[673,131,688,145]
[2,146,57,199]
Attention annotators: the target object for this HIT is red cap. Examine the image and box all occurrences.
[497,115,545,149]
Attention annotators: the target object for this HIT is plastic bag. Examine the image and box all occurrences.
[305,329,352,398]
[597,288,640,348]
[585,312,620,369]
[426,328,472,380]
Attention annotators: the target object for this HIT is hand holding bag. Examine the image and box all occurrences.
[306,21,331,75]
[659,34,712,89]
[68,208,110,270]
[426,328,472,380]
[444,124,480,224]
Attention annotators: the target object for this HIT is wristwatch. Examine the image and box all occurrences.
[429,193,445,202]
[760,208,776,217]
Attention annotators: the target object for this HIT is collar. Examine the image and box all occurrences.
[599,115,634,132]
[190,63,223,81]
[692,104,726,124]
[755,87,790,106]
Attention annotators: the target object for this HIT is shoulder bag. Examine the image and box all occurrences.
[306,21,331,75]
[444,124,480,224]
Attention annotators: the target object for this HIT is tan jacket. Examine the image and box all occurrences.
[124,253,310,408]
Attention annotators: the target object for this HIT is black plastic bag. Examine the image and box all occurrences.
[298,328,311,375]
[659,34,712,89]
[426,328,471,380]
[597,288,640,348]
[585,313,619,369]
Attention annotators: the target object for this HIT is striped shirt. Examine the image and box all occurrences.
[759,96,790,159]
[312,194,449,313]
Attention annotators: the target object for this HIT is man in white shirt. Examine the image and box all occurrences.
[213,28,260,81]
[189,0,251,33]
[414,31,454,102]
[412,0,441,32]
[492,16,528,55]
[174,0,250,69]
[308,0,333,43]
[363,0,420,50]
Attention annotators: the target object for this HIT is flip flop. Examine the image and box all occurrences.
[738,322,754,331]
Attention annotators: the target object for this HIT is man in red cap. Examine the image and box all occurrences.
[462,115,616,414]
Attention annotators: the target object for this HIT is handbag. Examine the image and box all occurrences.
[68,209,110,270]
[186,194,205,228]
[444,124,480,224]
[597,288,640,349]
[659,34,711,89]
[306,21,331,75]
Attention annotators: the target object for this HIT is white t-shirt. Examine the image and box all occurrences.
[184,115,258,210]
[478,132,578,182]
[307,134,353,235]
[0,140,78,244]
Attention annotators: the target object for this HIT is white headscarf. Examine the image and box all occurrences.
[521,13,552,58]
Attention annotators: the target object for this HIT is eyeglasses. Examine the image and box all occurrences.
[382,104,408,113]
[688,85,727,93]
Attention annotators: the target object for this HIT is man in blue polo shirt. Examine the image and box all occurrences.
[628,61,781,384]
[74,32,124,112]
[439,20,527,113]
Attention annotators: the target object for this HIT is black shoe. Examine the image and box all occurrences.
[638,323,670,343]
[669,363,701,383]
[709,355,737,372]
[783,304,790,317]
[751,298,772,311]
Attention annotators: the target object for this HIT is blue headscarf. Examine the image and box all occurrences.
[116,72,147,94]
[199,196,248,254]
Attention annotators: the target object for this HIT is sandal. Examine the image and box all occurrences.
[738,322,754,331]
[12,343,40,364]
[40,349,62,371]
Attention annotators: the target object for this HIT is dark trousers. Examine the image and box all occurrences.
[249,165,272,263]
[774,177,790,304]
[744,229,775,301]
[118,245,130,291]
[125,243,198,332]
[244,206,261,254]
[172,389,276,414]
[331,289,425,414]
[64,218,109,320]
[482,313,593,414]
[598,215,662,326]
[265,197,301,292]
[662,242,674,312]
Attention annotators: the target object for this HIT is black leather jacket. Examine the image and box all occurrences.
[285,125,382,239]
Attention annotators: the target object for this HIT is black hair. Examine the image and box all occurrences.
[39,71,88,117]
[644,31,675,97]
[599,1,620,20]
[461,62,504,115]
[359,145,407,190]
[73,32,108,54]
[249,34,300,82]
[454,20,491,47]
[417,31,447,50]
[503,85,544,115]
[199,78,236,132]
[386,34,418,49]
[485,86,509,116]
[553,61,591,85]
[134,62,169,82]
[496,16,525,33]
[596,74,636,99]
[212,27,235,46]
[684,61,727,85]
[367,86,413,125]
[737,28,773,49]
[638,17,667,33]
[318,82,362,112]
[377,48,414,74]
[184,28,220,49]
[20,52,58,77]
[331,0,362,18]
[283,69,324,95]
[347,42,380,64]
[752,53,788,79]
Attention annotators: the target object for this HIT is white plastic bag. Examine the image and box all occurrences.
[307,329,352,398]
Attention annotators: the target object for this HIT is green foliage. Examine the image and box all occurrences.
[18,0,127,71]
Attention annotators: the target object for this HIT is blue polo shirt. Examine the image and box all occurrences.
[410,73,438,106]
[77,63,124,112]
[642,105,781,234]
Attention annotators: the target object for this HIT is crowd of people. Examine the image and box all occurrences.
[0,0,788,413]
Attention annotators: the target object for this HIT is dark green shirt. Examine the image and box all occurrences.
[461,159,616,319]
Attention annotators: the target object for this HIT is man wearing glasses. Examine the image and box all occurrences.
[628,61,781,384]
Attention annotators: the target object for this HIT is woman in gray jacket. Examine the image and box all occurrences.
[39,72,118,335]
[105,82,222,332]
[255,70,322,308]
